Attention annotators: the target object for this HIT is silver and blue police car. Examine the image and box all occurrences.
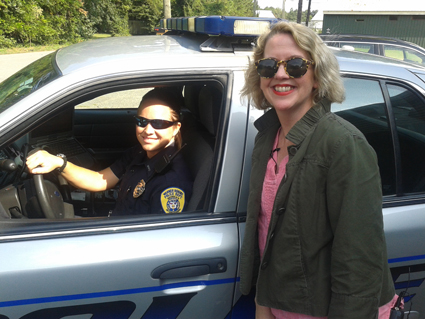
[0,16,424,319]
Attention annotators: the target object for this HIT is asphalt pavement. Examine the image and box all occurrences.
[0,51,53,83]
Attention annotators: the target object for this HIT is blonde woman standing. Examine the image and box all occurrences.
[240,22,396,319]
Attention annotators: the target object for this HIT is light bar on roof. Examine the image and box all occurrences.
[188,18,195,32]
[234,20,271,35]
[163,15,280,37]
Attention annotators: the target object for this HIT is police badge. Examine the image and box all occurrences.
[160,187,185,213]
[133,179,146,198]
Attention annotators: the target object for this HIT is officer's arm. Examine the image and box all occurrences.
[61,165,119,192]
[27,150,119,192]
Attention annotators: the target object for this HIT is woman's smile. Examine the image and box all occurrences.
[272,84,294,95]
[142,135,158,142]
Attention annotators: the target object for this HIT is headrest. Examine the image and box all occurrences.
[183,85,203,118]
[198,85,222,136]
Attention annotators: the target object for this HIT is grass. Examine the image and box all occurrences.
[383,49,404,60]
[0,43,67,55]
[0,33,112,55]
[92,33,112,38]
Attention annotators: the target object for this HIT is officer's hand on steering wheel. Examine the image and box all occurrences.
[26,150,63,174]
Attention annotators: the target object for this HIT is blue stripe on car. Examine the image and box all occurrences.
[0,278,235,308]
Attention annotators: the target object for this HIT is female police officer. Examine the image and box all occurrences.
[26,88,193,215]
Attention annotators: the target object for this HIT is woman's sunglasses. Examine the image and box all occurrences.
[255,57,315,79]
[134,116,178,129]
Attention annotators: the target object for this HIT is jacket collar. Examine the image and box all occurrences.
[134,144,178,170]
[254,98,331,145]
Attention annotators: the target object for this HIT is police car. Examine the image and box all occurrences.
[0,16,424,319]
[320,34,425,67]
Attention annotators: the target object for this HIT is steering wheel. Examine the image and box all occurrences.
[21,146,73,219]
[33,174,67,219]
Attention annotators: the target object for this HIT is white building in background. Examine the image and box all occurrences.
[256,10,276,18]
[308,0,425,33]
[310,9,323,30]
[321,0,424,12]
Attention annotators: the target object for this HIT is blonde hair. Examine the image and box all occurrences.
[241,22,345,110]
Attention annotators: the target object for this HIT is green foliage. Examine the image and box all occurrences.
[128,0,255,35]
[0,0,95,47]
[172,0,255,17]
[264,6,318,23]
[128,0,163,34]
[1,0,259,46]
[0,35,16,48]
[84,0,131,36]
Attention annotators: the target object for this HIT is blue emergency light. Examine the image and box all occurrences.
[160,16,281,37]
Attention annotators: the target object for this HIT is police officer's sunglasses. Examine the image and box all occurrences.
[255,57,315,79]
[134,116,178,129]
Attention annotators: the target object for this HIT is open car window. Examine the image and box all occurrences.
[75,88,153,110]
[0,77,230,223]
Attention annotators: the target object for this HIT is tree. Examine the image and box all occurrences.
[40,0,95,41]
[163,0,171,18]
[171,0,254,17]
[127,0,256,34]
[128,0,163,34]
[296,0,302,23]
[83,0,131,36]
[268,7,317,23]
[0,0,95,47]
[0,0,260,47]
[225,0,255,16]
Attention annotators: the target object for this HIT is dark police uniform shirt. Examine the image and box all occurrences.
[110,144,193,215]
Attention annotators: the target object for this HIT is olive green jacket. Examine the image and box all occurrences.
[239,99,394,318]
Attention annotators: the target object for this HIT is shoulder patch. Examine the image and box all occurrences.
[160,187,185,213]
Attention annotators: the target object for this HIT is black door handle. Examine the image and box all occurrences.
[151,257,227,279]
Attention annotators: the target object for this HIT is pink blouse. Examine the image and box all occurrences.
[258,129,397,319]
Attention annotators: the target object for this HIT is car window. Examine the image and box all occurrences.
[344,42,375,54]
[0,53,61,112]
[325,41,340,48]
[404,49,425,65]
[387,83,425,194]
[384,45,425,66]
[383,45,405,61]
[332,78,396,195]
[386,45,425,66]
[75,88,152,109]
[0,79,227,221]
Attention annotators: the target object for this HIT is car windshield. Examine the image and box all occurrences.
[0,52,61,112]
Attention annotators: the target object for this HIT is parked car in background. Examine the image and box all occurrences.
[0,16,425,319]
[320,34,425,67]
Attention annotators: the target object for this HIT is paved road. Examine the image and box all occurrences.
[0,51,53,83]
